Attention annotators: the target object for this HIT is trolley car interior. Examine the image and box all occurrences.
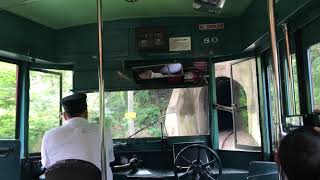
[0,0,320,179]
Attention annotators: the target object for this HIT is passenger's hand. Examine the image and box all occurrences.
[314,127,320,133]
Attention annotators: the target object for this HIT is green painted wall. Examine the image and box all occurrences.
[7,0,254,29]
[0,11,56,61]
[240,0,268,50]
[240,0,314,51]
[55,17,242,91]
[301,15,320,47]
[0,0,318,92]
[55,17,241,64]
[1,0,316,66]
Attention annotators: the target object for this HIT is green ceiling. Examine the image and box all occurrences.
[4,0,254,29]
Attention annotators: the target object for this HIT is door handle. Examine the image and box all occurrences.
[215,104,233,113]
[0,147,13,158]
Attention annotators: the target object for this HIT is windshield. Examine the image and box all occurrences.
[87,87,209,139]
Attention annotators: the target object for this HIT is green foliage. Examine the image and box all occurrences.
[28,70,73,153]
[87,90,171,139]
[106,91,127,139]
[134,91,162,137]
[268,65,280,122]
[238,88,249,133]
[0,62,16,139]
[310,43,320,110]
[291,54,301,114]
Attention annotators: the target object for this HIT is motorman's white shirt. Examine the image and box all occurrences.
[41,117,115,180]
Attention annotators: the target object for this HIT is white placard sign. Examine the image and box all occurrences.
[169,37,192,51]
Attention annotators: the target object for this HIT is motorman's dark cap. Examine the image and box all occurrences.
[61,93,87,114]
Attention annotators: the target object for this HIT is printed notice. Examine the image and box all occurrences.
[199,23,225,30]
[169,37,192,51]
[125,112,136,119]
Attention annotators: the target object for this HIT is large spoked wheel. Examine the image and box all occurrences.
[174,144,222,180]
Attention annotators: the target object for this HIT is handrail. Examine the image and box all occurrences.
[268,0,284,179]
[268,0,283,152]
[0,147,13,158]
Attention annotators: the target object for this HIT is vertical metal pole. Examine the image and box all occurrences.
[283,24,295,114]
[59,74,63,126]
[97,0,107,179]
[268,0,282,150]
[128,91,135,136]
[268,0,283,179]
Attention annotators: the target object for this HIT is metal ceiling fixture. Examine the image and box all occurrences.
[193,0,226,14]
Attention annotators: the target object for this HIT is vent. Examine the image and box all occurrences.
[0,0,40,10]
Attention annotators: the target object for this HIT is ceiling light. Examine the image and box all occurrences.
[193,0,226,14]
[22,0,41,4]
[125,0,138,2]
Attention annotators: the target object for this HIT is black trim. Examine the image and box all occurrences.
[295,29,308,115]
[15,63,22,140]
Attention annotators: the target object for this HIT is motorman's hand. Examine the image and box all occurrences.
[129,158,139,169]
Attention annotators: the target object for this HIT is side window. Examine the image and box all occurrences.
[267,63,276,146]
[28,70,72,153]
[0,61,17,139]
[283,54,303,130]
[291,54,301,114]
[309,43,320,112]
[283,53,301,116]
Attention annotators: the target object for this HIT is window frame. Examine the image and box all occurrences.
[214,57,263,152]
[230,58,262,151]
[307,42,320,113]
[100,86,212,153]
[281,53,304,132]
[27,69,63,155]
[86,86,211,140]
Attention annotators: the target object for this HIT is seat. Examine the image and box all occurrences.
[247,161,279,180]
[45,159,101,180]
[0,140,21,180]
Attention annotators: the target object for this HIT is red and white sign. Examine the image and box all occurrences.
[199,23,225,30]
